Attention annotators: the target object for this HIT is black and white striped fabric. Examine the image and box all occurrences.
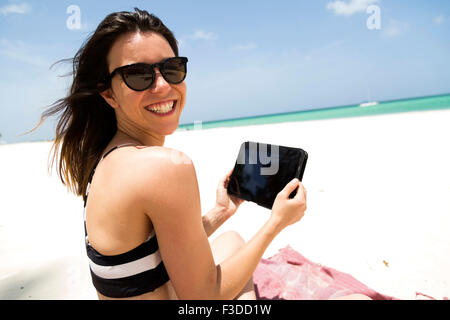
[83,144,170,298]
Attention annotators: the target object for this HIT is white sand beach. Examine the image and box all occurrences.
[1,109,449,300]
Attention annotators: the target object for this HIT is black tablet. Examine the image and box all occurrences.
[227,141,308,210]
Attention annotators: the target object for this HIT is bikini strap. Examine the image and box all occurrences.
[102,142,140,159]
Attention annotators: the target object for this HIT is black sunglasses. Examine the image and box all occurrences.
[104,56,188,91]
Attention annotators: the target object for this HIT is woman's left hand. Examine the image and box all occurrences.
[215,168,244,218]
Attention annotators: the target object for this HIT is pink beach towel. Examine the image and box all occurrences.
[253,246,396,300]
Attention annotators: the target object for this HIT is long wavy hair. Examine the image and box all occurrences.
[28,8,179,199]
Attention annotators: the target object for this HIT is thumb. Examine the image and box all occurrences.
[278,178,299,199]
[222,169,234,188]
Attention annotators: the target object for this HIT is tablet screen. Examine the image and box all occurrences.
[227,141,307,209]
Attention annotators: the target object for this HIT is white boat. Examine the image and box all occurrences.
[359,101,379,107]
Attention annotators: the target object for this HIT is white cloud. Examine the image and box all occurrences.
[0,2,31,15]
[434,14,445,25]
[382,19,408,38]
[190,30,218,41]
[0,38,49,68]
[326,0,378,16]
[231,42,257,51]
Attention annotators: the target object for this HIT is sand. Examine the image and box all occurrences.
[1,108,449,300]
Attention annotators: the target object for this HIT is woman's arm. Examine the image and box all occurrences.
[212,178,305,299]
[203,168,245,237]
[202,206,230,238]
[132,147,305,299]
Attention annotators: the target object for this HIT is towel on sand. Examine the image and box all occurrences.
[253,246,395,300]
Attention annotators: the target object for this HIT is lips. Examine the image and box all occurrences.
[144,100,177,116]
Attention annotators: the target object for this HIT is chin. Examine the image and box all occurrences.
[158,125,178,136]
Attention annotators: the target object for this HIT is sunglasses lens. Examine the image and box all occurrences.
[162,58,187,84]
[122,65,154,91]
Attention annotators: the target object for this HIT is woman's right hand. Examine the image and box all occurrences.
[270,178,307,231]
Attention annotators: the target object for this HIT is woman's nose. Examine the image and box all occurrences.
[149,68,170,93]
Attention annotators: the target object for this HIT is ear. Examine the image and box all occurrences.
[98,84,120,109]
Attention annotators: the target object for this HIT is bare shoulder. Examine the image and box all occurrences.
[136,147,199,215]
[100,146,198,213]
[136,145,194,168]
[131,145,196,184]
[94,145,195,197]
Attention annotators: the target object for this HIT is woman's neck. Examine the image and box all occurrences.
[115,129,165,147]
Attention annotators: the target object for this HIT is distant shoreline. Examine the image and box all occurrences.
[178,92,450,130]
[2,92,450,145]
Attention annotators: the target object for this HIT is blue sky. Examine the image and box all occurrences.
[0,0,449,143]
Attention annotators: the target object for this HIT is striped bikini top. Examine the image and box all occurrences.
[83,143,170,298]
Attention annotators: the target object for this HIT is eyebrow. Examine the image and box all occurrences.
[110,56,176,72]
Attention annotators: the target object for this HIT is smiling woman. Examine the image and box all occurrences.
[25,7,309,300]
[97,31,187,139]
[29,8,182,198]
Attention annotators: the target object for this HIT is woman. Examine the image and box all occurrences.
[35,8,307,300]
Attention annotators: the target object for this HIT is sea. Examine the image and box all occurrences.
[177,93,450,131]
[1,93,449,145]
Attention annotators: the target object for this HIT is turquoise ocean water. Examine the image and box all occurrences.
[178,93,450,131]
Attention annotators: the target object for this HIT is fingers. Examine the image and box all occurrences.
[220,168,234,189]
[278,178,300,199]
[295,181,306,201]
[230,194,245,204]
[221,168,233,182]
[294,182,307,213]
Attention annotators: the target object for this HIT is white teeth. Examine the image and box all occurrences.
[146,101,175,114]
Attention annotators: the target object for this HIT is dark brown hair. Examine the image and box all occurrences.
[29,8,179,198]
